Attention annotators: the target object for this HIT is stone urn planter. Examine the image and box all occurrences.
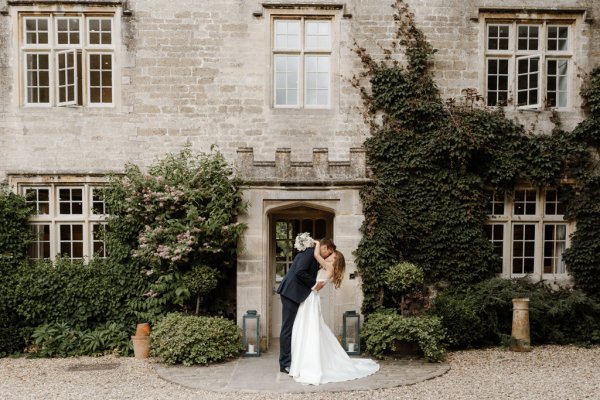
[510,298,531,352]
[131,323,151,359]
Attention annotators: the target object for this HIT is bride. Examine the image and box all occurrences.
[289,240,380,385]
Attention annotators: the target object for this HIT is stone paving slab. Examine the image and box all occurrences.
[155,343,450,393]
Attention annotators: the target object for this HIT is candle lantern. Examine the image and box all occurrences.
[242,310,260,357]
[342,310,361,355]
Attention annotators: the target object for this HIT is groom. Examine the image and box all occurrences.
[277,238,336,373]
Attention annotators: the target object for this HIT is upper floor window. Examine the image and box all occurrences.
[20,12,115,107]
[272,17,331,108]
[485,20,572,110]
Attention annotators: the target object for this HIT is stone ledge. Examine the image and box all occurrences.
[236,147,371,185]
[472,7,592,23]
[7,0,124,5]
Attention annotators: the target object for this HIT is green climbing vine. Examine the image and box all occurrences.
[354,0,600,314]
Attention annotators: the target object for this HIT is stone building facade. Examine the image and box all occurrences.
[1,0,598,347]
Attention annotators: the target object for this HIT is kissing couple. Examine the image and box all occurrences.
[277,234,379,385]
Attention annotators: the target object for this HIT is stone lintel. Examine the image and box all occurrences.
[7,0,124,5]
[473,7,592,23]
[261,2,344,11]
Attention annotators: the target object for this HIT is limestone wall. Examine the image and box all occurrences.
[0,0,599,341]
[0,0,598,181]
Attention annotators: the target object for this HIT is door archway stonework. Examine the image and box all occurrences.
[235,147,370,350]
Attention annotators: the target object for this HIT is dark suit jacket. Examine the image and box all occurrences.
[277,249,319,304]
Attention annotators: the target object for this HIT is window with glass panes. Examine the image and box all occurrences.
[22,183,107,260]
[20,12,115,107]
[274,217,328,283]
[484,188,571,278]
[485,20,572,109]
[273,17,331,108]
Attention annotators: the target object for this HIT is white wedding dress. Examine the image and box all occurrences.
[289,269,380,385]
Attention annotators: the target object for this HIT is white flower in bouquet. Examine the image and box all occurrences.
[294,232,315,252]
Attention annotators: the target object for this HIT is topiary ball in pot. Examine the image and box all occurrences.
[151,313,243,366]
[384,262,425,294]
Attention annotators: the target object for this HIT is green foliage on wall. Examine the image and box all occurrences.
[0,185,34,356]
[354,0,600,313]
[0,183,34,267]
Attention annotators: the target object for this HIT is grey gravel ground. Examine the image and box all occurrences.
[1,345,599,400]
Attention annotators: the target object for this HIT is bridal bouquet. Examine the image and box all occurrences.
[294,232,315,251]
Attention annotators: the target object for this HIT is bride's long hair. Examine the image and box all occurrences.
[331,250,345,289]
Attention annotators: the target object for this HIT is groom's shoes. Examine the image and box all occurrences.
[279,366,290,373]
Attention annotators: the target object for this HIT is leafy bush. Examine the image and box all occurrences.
[183,265,220,314]
[151,313,243,365]
[15,257,145,331]
[0,186,34,356]
[0,327,25,357]
[362,310,446,362]
[0,183,34,267]
[385,262,424,294]
[103,146,246,321]
[433,278,600,348]
[31,322,131,357]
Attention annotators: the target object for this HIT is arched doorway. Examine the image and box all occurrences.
[269,205,334,338]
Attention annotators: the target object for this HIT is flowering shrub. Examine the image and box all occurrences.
[103,146,246,321]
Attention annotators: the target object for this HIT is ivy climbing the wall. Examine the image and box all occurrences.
[354,0,600,314]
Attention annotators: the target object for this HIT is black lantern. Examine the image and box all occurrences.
[242,310,260,357]
[342,310,361,355]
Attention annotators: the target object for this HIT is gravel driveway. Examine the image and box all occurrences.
[1,345,599,400]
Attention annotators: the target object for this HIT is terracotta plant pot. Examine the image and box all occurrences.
[131,335,151,359]
[135,323,151,337]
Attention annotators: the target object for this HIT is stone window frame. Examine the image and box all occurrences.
[272,17,332,108]
[9,175,109,261]
[485,187,573,281]
[12,4,122,108]
[264,4,341,111]
[479,10,585,111]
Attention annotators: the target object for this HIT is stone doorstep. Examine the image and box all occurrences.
[154,345,450,393]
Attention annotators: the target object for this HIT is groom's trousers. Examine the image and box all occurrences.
[279,294,300,369]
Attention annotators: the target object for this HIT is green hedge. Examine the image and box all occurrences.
[0,185,34,356]
[151,313,243,365]
[433,278,600,348]
[15,257,146,331]
[362,310,446,362]
[0,327,25,357]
